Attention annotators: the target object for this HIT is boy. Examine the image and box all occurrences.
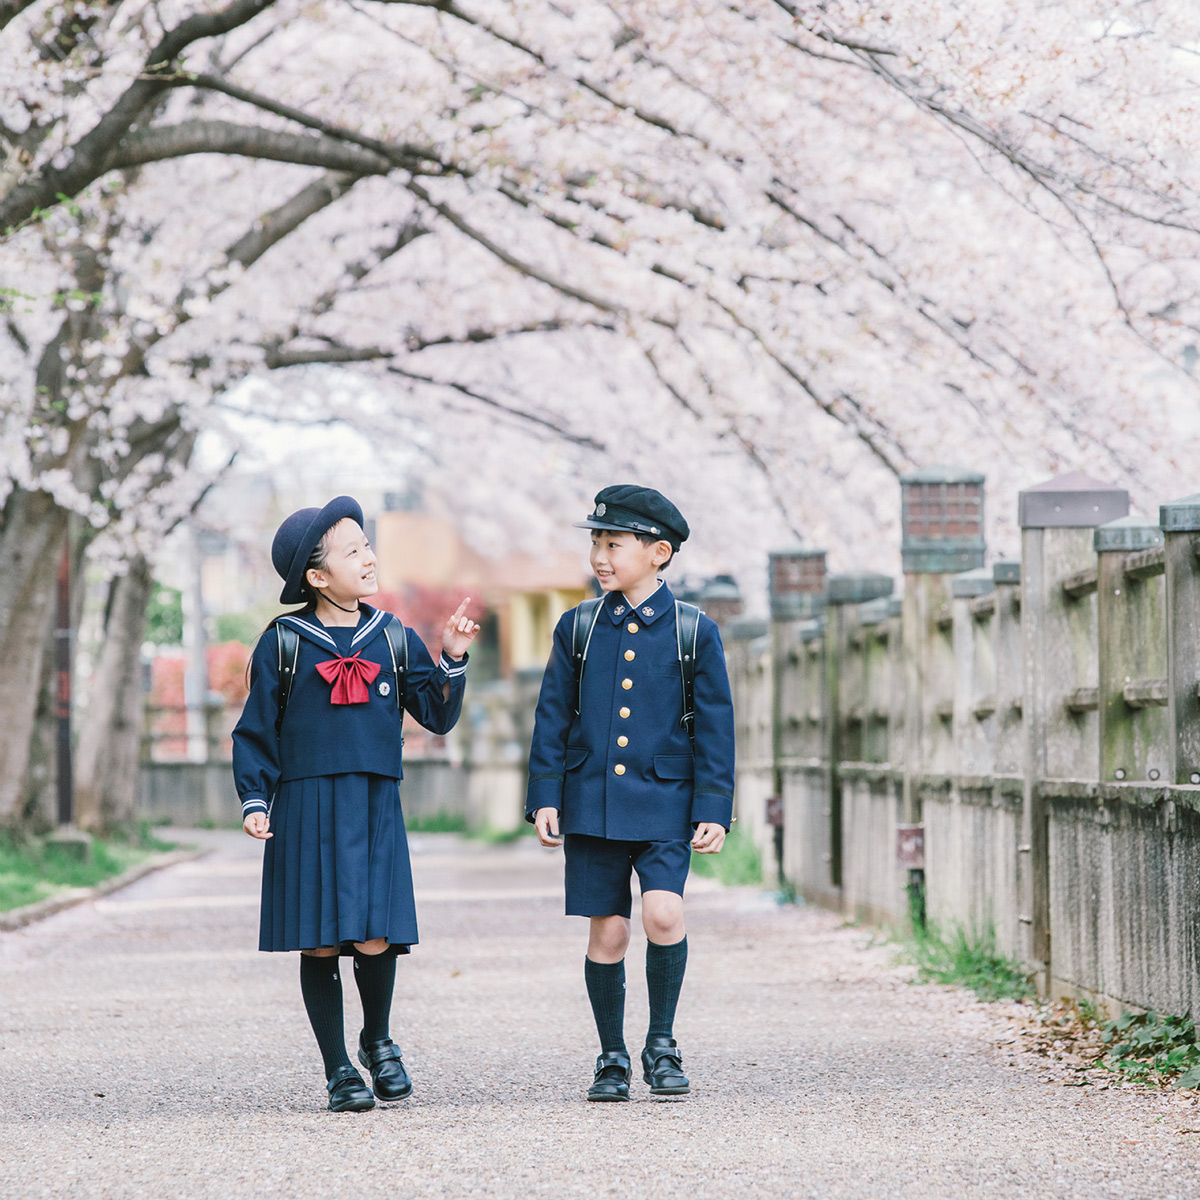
[526,484,735,1101]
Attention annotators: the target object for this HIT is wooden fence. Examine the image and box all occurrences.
[726,468,1200,1016]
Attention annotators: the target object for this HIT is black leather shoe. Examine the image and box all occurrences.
[587,1050,631,1102]
[357,1034,413,1101]
[641,1036,690,1095]
[326,1064,375,1112]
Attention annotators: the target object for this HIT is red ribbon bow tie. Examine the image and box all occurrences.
[315,653,381,705]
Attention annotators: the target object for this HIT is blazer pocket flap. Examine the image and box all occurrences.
[653,754,694,781]
[564,745,590,770]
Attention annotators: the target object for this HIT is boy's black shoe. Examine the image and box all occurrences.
[641,1037,690,1095]
[587,1050,632,1102]
[357,1034,413,1101]
[326,1064,376,1112]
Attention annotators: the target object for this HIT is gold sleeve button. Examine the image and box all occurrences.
[614,764,626,776]
[619,707,630,719]
[624,650,636,661]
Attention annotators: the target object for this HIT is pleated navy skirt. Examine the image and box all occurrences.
[259,773,416,955]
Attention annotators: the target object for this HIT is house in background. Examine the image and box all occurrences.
[373,490,591,679]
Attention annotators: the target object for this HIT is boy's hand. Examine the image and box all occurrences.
[691,822,726,854]
[534,807,563,848]
[442,598,481,660]
[243,812,272,840]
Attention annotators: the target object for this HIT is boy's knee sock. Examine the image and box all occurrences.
[584,957,627,1055]
[645,936,688,1042]
[299,954,352,1078]
[352,949,396,1045]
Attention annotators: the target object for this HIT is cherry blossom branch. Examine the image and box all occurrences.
[103,120,395,175]
[0,0,278,232]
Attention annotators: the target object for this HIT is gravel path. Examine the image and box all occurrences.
[2,829,1199,1199]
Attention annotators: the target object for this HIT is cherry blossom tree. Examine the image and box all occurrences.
[2,0,1199,825]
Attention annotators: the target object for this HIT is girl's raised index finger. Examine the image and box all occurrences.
[451,597,471,620]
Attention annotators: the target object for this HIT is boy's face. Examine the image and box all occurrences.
[589,530,671,595]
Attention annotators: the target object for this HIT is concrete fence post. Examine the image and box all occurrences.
[1017,472,1128,988]
[899,467,986,925]
[768,547,834,903]
[1094,517,1168,784]
[827,572,894,909]
[1159,495,1200,786]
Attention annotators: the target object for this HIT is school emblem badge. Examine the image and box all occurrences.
[378,680,391,697]
[595,502,607,517]
[642,606,654,617]
[614,605,626,616]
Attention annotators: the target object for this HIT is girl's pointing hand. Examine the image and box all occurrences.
[443,598,481,660]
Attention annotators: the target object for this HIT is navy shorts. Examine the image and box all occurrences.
[563,834,691,918]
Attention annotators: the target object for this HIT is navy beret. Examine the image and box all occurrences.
[272,495,364,605]
[574,484,689,550]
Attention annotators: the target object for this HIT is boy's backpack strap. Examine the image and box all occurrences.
[382,615,409,716]
[275,623,300,734]
[675,601,701,747]
[571,598,605,717]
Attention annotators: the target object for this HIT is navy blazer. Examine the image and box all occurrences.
[233,605,466,819]
[525,582,735,841]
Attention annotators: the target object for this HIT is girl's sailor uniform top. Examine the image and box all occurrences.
[233,604,467,818]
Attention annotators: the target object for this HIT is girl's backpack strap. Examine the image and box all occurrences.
[275,623,300,733]
[382,615,409,714]
[571,597,605,717]
[675,600,701,746]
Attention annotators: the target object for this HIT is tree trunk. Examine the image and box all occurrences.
[21,519,94,830]
[74,555,154,833]
[0,490,70,825]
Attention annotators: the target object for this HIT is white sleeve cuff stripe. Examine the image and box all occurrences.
[439,653,467,676]
[241,798,268,813]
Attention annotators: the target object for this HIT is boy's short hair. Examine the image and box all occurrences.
[633,530,674,568]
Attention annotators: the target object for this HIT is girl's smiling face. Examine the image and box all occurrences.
[306,518,378,604]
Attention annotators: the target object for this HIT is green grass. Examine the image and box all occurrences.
[470,822,537,844]
[689,824,763,887]
[0,824,175,913]
[405,810,469,834]
[899,922,1035,1003]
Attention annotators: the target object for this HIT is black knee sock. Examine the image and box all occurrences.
[353,949,396,1045]
[646,936,688,1042]
[584,957,627,1055]
[299,954,351,1079]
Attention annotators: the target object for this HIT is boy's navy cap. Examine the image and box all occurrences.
[574,485,689,550]
[272,495,364,604]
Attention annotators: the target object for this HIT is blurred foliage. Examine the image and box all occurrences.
[145,583,183,646]
[689,824,762,887]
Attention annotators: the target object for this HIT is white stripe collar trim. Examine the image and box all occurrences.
[352,608,386,647]
[278,615,336,648]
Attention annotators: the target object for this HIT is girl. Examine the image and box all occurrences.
[233,496,478,1112]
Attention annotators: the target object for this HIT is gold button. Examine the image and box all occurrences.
[622,678,633,690]
[619,707,630,718]
[614,764,626,776]
[617,736,628,747]
[627,622,639,633]
[624,650,636,661]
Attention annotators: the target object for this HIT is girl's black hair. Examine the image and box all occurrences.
[244,534,333,687]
